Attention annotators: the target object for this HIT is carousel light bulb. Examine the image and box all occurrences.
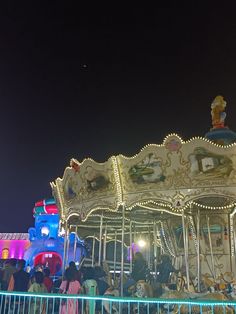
[59,227,65,236]
[137,239,146,248]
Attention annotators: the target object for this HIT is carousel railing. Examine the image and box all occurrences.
[1,290,236,314]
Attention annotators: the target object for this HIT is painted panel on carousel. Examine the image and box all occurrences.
[188,148,233,182]
[51,96,236,216]
[118,146,168,194]
[53,157,118,220]
[128,153,166,184]
[118,134,236,208]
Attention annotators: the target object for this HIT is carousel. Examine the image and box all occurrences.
[51,96,236,297]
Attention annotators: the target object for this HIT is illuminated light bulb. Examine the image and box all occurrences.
[137,239,146,248]
[59,227,65,236]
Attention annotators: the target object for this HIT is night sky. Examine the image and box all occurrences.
[1,3,236,232]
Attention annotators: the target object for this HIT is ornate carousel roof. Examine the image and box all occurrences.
[51,96,236,240]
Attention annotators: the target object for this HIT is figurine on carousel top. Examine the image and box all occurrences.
[211,95,227,129]
[205,95,236,145]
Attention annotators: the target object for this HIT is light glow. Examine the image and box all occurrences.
[137,239,146,248]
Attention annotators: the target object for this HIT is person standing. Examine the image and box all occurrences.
[28,271,47,314]
[8,259,30,292]
[2,259,17,290]
[156,255,178,286]
[7,260,30,313]
[68,261,82,284]
[43,268,53,292]
[82,267,98,314]
[59,268,81,314]
[131,252,149,282]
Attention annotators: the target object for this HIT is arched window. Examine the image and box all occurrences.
[2,248,9,259]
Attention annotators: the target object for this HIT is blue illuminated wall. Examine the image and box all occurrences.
[23,199,86,275]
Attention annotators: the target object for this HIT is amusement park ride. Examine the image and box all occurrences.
[2,95,236,296]
[51,95,236,293]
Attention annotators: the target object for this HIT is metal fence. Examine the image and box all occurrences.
[1,290,236,313]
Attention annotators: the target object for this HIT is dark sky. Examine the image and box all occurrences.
[1,3,236,232]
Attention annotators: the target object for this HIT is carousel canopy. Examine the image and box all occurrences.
[51,96,236,234]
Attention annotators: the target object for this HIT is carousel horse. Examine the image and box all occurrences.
[201,272,236,294]
[160,290,234,314]
[134,280,153,298]
[102,287,119,314]
[130,280,155,314]
[160,272,235,314]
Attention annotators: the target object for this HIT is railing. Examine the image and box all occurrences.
[1,290,236,313]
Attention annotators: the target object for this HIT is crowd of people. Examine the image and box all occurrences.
[0,258,118,313]
[0,253,178,313]
[0,259,54,293]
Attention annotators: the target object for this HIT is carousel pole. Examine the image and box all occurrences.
[233,213,236,272]
[65,225,70,268]
[62,220,68,273]
[148,227,151,269]
[185,218,189,284]
[73,225,78,262]
[153,220,157,278]
[103,224,107,262]
[228,213,233,272]
[182,211,190,290]
[98,212,104,266]
[120,204,125,297]
[197,209,201,292]
[230,209,236,273]
[113,231,117,285]
[92,234,96,267]
[206,215,216,281]
[129,220,132,273]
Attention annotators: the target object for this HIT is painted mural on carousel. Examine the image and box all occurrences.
[53,157,118,220]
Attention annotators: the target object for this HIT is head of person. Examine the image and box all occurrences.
[69,261,77,270]
[134,252,144,261]
[64,267,76,282]
[34,271,44,284]
[94,266,106,279]
[17,259,26,270]
[43,268,50,277]
[83,267,95,281]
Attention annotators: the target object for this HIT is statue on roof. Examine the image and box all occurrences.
[211,95,227,129]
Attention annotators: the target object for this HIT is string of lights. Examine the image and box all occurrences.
[160,222,176,257]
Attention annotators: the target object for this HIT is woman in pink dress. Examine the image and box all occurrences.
[59,267,81,314]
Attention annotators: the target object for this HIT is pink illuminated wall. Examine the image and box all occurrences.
[0,239,30,259]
